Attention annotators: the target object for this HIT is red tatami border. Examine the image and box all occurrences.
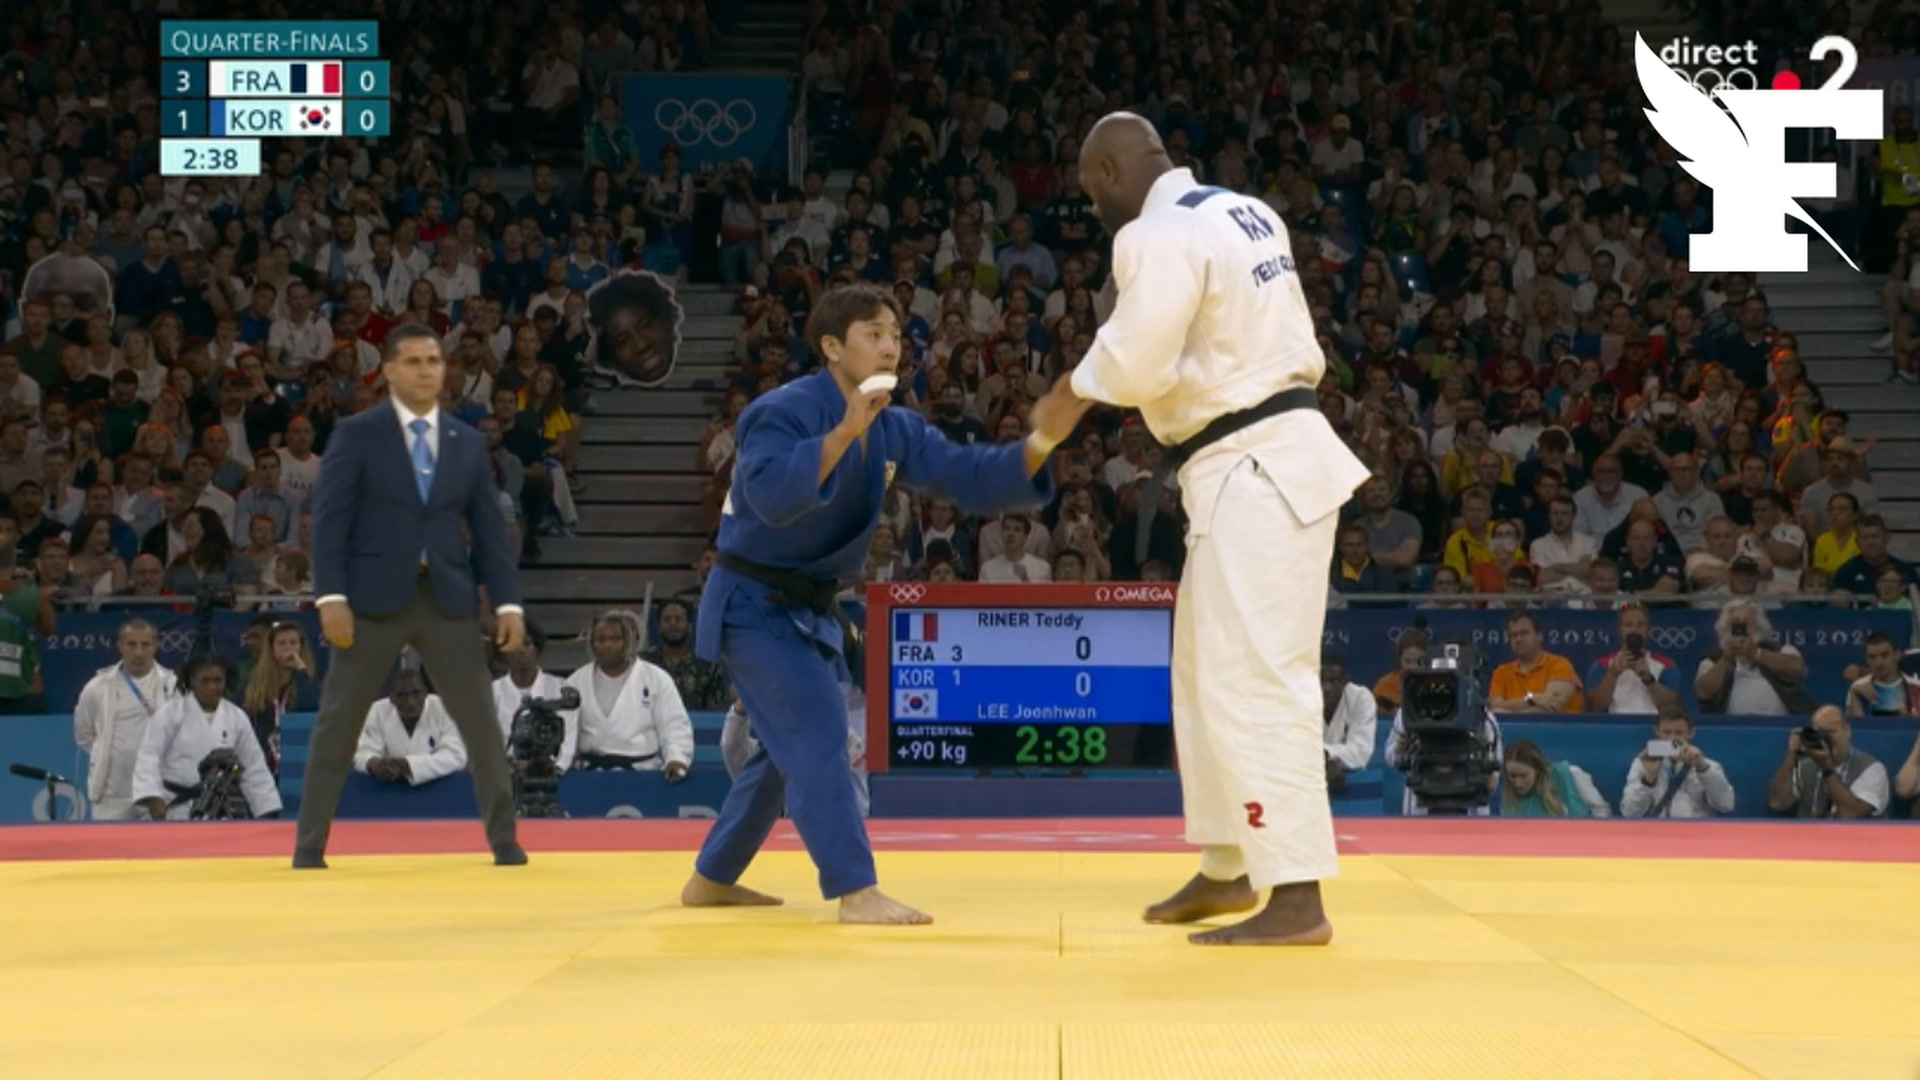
[1,817,1916,864]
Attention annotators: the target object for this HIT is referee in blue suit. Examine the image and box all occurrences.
[292,323,528,869]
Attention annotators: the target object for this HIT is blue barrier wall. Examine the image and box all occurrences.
[26,607,1904,711]
[619,74,790,173]
[6,709,1913,824]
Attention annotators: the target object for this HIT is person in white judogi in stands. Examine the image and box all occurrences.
[1064,113,1370,945]
[72,618,178,819]
[132,655,281,820]
[492,618,578,770]
[566,610,694,777]
[355,666,469,787]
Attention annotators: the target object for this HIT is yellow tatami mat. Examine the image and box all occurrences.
[0,851,1914,1079]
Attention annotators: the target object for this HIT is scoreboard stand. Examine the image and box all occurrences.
[859,582,1387,818]
[159,20,391,176]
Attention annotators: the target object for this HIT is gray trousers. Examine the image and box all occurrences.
[294,581,518,852]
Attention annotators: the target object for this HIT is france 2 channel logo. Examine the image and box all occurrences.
[894,689,939,718]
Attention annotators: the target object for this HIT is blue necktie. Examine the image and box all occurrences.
[409,418,435,500]
[410,418,434,571]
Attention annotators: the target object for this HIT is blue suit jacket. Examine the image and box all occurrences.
[309,400,522,619]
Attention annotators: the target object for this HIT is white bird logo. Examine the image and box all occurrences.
[1633,33,1859,271]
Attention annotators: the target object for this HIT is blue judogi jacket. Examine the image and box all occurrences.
[697,370,1054,663]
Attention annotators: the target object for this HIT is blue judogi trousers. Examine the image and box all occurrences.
[693,590,874,899]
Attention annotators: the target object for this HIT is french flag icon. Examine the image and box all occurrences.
[288,61,342,95]
[894,611,939,642]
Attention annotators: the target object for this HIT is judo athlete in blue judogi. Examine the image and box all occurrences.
[682,282,1089,924]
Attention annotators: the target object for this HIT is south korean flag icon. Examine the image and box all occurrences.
[893,689,939,718]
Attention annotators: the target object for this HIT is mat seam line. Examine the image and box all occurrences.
[1371,852,1770,1080]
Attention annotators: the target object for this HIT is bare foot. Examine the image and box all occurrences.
[837,886,933,925]
[1188,882,1333,946]
[1143,873,1259,924]
[680,872,784,907]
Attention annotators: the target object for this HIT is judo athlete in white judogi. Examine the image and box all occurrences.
[72,619,177,819]
[132,655,282,821]
[1067,113,1371,945]
[682,282,1088,925]
[492,619,578,770]
[567,611,694,777]
[355,668,470,787]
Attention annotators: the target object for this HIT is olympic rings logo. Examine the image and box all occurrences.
[653,98,757,148]
[890,583,927,604]
[1685,67,1758,97]
[1646,627,1697,650]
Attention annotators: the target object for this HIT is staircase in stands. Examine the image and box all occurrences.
[523,2,812,668]
[1763,248,1920,559]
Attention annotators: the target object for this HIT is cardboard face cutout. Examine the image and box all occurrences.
[585,269,685,388]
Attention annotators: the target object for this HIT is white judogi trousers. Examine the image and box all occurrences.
[90,798,141,821]
[1173,419,1363,891]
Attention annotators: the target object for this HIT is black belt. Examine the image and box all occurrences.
[717,552,865,689]
[1134,386,1319,562]
[575,751,663,771]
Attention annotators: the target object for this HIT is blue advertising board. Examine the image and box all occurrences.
[619,73,790,172]
[37,610,325,705]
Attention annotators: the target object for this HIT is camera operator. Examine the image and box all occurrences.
[355,667,468,788]
[1767,705,1888,818]
[1619,704,1735,818]
[1692,600,1811,716]
[131,654,281,821]
[491,618,576,771]
[1584,603,1683,714]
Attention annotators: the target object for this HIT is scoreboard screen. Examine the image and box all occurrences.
[159,20,391,176]
[863,583,1176,771]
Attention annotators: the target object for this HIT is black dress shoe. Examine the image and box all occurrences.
[292,850,328,869]
[492,843,528,866]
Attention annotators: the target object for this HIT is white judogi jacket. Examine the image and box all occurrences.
[131,696,282,820]
[354,694,469,786]
[1323,681,1379,770]
[1068,166,1368,529]
[492,671,578,771]
[565,659,694,769]
[73,662,178,807]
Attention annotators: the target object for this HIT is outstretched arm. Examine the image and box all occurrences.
[1069,219,1204,406]
[891,407,1056,515]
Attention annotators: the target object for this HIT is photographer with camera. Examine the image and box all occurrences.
[1766,705,1888,818]
[131,655,281,821]
[1692,600,1811,716]
[1584,603,1683,715]
[1619,704,1735,818]
[354,667,468,788]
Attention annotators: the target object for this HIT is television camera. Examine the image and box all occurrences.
[185,748,252,821]
[510,687,579,818]
[1396,641,1500,815]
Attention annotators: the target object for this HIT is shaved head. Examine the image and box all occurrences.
[1078,112,1173,230]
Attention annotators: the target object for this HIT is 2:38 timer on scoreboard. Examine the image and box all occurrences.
[886,606,1174,770]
